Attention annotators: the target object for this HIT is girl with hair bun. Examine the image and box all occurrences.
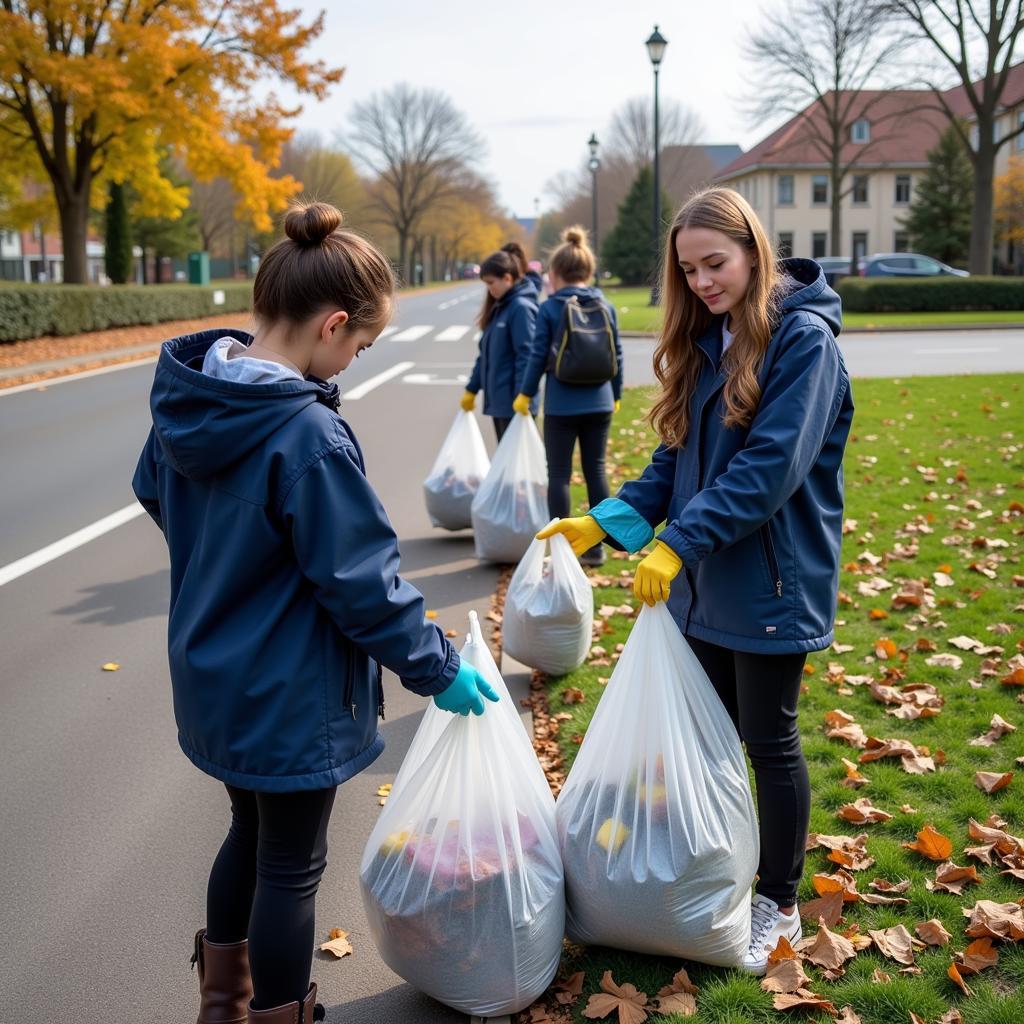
[133,201,497,1022]
[501,240,543,297]
[516,225,623,566]
[541,187,854,973]
[461,247,539,440]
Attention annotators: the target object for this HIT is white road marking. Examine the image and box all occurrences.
[438,298,459,310]
[435,325,471,341]
[0,503,147,588]
[402,372,468,386]
[375,326,399,340]
[913,346,999,355]
[0,356,158,397]
[341,361,415,400]
[389,325,432,342]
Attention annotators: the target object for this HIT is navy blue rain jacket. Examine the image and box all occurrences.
[519,286,623,416]
[466,278,538,417]
[611,259,853,654]
[132,329,459,792]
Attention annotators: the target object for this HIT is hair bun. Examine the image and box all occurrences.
[285,202,343,245]
[563,226,586,246]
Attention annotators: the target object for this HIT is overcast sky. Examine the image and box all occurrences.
[283,1,775,218]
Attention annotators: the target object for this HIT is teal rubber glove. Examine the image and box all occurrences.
[433,661,500,716]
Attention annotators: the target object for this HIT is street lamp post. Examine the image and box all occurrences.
[588,132,600,284]
[646,25,667,305]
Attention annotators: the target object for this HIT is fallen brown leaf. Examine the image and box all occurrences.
[963,899,1024,940]
[970,713,1017,747]
[561,687,585,705]
[772,989,837,1014]
[760,957,811,994]
[975,770,1014,794]
[835,1007,862,1024]
[837,797,893,825]
[903,824,953,861]
[801,921,857,970]
[868,924,915,965]
[916,919,952,946]
[582,971,648,1024]
[954,936,999,974]
[927,861,982,895]
[799,890,845,927]
[319,929,353,958]
[947,962,974,996]
[869,877,911,894]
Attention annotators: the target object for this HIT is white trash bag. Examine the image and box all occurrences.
[423,410,491,531]
[360,613,565,1017]
[388,610,532,798]
[503,522,593,676]
[471,414,548,563]
[556,602,758,966]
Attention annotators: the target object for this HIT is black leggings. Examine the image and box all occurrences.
[206,785,337,1008]
[493,416,511,442]
[685,635,810,907]
[544,412,612,523]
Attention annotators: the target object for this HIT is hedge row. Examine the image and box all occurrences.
[837,275,1024,313]
[0,282,253,343]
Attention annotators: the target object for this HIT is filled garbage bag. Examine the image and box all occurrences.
[360,613,564,1016]
[556,602,758,966]
[470,414,547,563]
[423,410,490,531]
[503,523,593,676]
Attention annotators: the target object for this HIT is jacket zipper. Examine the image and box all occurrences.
[343,642,357,719]
[760,523,784,598]
[375,660,385,720]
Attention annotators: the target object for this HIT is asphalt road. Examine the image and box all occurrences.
[2,282,1022,1022]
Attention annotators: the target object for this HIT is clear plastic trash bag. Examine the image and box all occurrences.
[556,602,758,966]
[423,410,491,531]
[471,414,548,563]
[360,613,565,1016]
[503,522,593,676]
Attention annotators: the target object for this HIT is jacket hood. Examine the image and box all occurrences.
[777,257,842,336]
[553,284,603,302]
[149,328,340,480]
[500,277,537,306]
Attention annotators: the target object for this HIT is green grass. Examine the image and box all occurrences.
[526,374,1024,1023]
[604,286,1024,332]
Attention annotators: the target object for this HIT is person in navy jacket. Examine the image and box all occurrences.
[501,240,543,298]
[540,188,853,974]
[461,249,539,441]
[132,202,497,1023]
[516,226,623,565]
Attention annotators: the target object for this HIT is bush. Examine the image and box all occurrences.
[838,275,1024,313]
[0,282,253,343]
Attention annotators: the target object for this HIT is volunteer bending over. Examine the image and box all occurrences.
[539,186,853,975]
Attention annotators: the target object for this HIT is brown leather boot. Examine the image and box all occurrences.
[191,929,253,1024]
[248,983,322,1023]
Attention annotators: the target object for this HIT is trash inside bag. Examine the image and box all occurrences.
[423,410,490,531]
[471,414,548,563]
[503,523,593,676]
[360,613,564,1016]
[556,602,758,966]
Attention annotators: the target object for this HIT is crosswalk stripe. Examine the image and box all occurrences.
[376,326,398,340]
[390,325,432,342]
[435,325,471,341]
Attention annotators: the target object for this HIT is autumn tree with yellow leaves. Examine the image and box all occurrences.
[0,1,341,283]
[995,156,1024,264]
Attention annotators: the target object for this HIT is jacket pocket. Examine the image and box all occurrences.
[343,641,357,719]
[375,660,385,720]
[760,523,784,599]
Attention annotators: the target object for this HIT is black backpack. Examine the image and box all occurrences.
[547,294,617,385]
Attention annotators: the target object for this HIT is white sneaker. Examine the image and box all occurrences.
[741,893,802,975]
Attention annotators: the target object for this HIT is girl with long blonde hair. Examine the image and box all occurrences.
[540,187,854,972]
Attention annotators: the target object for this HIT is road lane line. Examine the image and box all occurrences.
[389,325,432,342]
[341,361,415,401]
[913,346,999,355]
[0,503,146,588]
[435,325,470,341]
[375,326,399,340]
[0,356,158,397]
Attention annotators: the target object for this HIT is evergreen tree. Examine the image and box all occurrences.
[104,182,133,284]
[902,125,973,267]
[601,165,671,286]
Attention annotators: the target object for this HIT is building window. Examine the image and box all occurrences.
[812,232,828,259]
[893,231,910,252]
[778,232,794,258]
[894,174,912,204]
[852,231,869,270]
[777,175,794,205]
[852,175,869,204]
[812,175,829,205]
[851,119,871,143]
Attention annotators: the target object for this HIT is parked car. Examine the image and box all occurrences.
[459,263,480,279]
[859,253,969,278]
[812,256,852,286]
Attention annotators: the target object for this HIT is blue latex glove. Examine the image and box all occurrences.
[433,661,500,716]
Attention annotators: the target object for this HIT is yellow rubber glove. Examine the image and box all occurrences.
[536,515,606,557]
[460,391,476,412]
[614,400,621,413]
[633,541,684,607]
[512,393,532,416]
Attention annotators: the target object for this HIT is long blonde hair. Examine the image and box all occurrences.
[650,187,781,449]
